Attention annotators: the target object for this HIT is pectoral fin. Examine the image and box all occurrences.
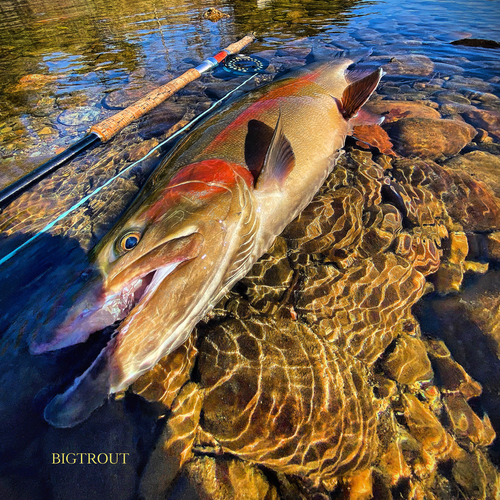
[255,112,295,190]
[340,68,384,121]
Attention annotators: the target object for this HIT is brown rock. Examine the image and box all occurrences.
[38,126,54,136]
[434,262,464,293]
[452,449,500,500]
[487,231,500,260]
[443,393,496,446]
[382,334,433,385]
[461,107,500,140]
[342,469,373,500]
[171,456,279,500]
[202,8,229,21]
[240,236,294,314]
[198,318,378,488]
[444,151,500,198]
[460,270,500,358]
[474,128,490,142]
[127,138,159,162]
[297,254,425,364]
[363,100,441,123]
[379,439,411,486]
[463,261,489,273]
[139,383,204,499]
[424,339,482,399]
[390,158,500,232]
[385,117,476,160]
[448,232,469,265]
[372,375,397,400]
[383,55,434,76]
[402,394,458,465]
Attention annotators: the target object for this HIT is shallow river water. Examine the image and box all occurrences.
[1,0,500,499]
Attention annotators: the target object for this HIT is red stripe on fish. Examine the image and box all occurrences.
[146,159,254,220]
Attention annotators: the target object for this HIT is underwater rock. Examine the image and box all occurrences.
[384,117,476,159]
[451,449,500,500]
[459,269,500,359]
[103,82,162,110]
[442,75,495,93]
[165,456,279,500]
[443,150,500,198]
[433,231,469,294]
[433,261,464,293]
[11,73,59,92]
[127,138,159,162]
[424,338,483,399]
[382,55,434,76]
[239,237,294,314]
[382,334,433,385]
[140,382,204,500]
[132,332,198,408]
[352,124,396,155]
[281,187,364,261]
[364,100,441,123]
[202,8,229,22]
[487,231,500,260]
[443,393,496,447]
[299,254,425,364]
[461,107,500,140]
[57,106,100,126]
[401,393,460,472]
[451,38,500,49]
[198,318,378,489]
[434,91,471,105]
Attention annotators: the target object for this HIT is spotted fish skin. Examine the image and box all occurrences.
[33,56,383,428]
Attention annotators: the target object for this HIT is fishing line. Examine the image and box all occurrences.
[0,73,257,267]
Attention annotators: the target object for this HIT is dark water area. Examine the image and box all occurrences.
[1,0,500,499]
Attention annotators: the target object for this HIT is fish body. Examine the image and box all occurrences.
[31,55,383,427]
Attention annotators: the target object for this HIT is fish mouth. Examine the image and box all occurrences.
[30,233,203,354]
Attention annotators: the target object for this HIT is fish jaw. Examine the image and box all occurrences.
[42,222,240,428]
[29,233,204,355]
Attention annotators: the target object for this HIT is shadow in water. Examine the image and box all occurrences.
[414,268,500,464]
[0,231,161,500]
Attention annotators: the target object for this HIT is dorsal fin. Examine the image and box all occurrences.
[255,111,295,190]
[340,67,383,121]
[244,119,275,182]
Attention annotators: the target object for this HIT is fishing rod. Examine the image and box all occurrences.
[0,33,256,209]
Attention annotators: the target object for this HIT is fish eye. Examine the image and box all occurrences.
[117,231,142,252]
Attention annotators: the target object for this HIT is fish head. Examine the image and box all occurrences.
[31,159,256,426]
[31,159,254,355]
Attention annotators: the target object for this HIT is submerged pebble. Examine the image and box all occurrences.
[384,117,476,159]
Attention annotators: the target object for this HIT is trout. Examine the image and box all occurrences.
[32,53,383,427]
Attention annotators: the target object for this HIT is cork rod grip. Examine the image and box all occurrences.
[90,68,200,142]
[90,34,256,142]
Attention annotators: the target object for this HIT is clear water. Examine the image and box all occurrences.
[0,0,499,185]
[1,1,500,499]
